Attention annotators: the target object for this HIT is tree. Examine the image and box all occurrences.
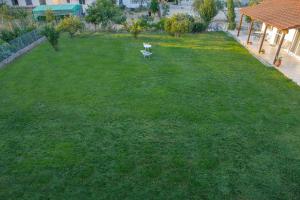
[164,14,191,37]
[124,20,143,39]
[41,24,60,51]
[198,0,218,25]
[227,0,236,30]
[57,16,83,38]
[45,9,55,23]
[85,0,126,31]
[85,3,99,31]
[150,0,159,16]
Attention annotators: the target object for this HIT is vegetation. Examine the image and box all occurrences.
[198,0,218,25]
[164,14,191,37]
[57,16,83,38]
[227,0,236,30]
[85,0,126,30]
[1,33,300,199]
[124,20,143,38]
[45,10,55,23]
[41,24,60,51]
[150,0,159,16]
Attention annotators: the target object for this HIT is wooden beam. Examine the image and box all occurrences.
[247,20,254,45]
[273,33,286,64]
[258,24,268,53]
[237,14,244,37]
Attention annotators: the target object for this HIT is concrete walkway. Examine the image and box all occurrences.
[229,29,300,86]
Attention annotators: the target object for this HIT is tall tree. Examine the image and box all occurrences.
[227,0,236,30]
[85,0,126,31]
[198,0,218,25]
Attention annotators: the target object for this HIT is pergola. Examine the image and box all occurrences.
[236,0,300,64]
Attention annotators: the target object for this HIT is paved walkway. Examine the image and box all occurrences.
[229,29,300,86]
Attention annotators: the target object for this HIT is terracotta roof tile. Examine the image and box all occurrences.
[240,0,300,30]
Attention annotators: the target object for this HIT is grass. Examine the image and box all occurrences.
[1,32,300,199]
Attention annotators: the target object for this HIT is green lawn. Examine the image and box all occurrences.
[1,32,300,199]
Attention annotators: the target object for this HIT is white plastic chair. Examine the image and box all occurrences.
[143,43,152,51]
[140,50,152,58]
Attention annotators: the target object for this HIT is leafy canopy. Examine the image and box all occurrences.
[57,16,83,38]
[85,0,126,29]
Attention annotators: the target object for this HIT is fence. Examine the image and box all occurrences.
[0,30,43,63]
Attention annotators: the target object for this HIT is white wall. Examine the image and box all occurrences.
[262,23,297,45]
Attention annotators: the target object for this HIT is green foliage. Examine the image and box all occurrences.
[138,15,154,29]
[45,10,55,23]
[191,21,207,33]
[57,16,83,38]
[41,24,60,51]
[124,20,143,38]
[198,0,218,25]
[85,0,126,30]
[227,0,236,30]
[164,14,191,37]
[0,29,18,42]
[192,0,203,12]
[154,17,166,31]
[150,0,159,14]
[0,24,36,42]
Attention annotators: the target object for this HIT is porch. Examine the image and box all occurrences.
[229,29,300,85]
[234,0,300,86]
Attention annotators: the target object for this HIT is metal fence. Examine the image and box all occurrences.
[0,30,43,62]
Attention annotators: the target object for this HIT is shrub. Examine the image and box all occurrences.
[41,24,60,51]
[154,18,166,31]
[0,29,17,42]
[57,16,83,38]
[85,0,126,31]
[45,10,55,23]
[164,14,191,37]
[227,0,236,30]
[124,20,143,39]
[198,0,218,25]
[191,21,207,33]
[150,0,159,15]
[138,15,154,29]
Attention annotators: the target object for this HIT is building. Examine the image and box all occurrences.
[4,0,144,9]
[237,0,300,64]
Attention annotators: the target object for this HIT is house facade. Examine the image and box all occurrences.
[4,0,145,9]
[263,24,300,60]
[237,0,300,63]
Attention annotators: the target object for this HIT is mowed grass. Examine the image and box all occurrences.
[1,32,300,199]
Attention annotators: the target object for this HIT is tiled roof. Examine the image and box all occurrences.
[240,0,300,30]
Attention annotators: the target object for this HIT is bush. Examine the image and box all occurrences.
[164,14,191,37]
[124,20,143,39]
[191,21,207,33]
[0,29,17,42]
[198,0,218,25]
[57,16,83,38]
[227,0,236,30]
[41,24,60,51]
[150,0,159,15]
[138,15,154,29]
[154,18,166,31]
[45,9,55,23]
[85,0,126,31]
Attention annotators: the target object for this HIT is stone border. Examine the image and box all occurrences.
[0,37,46,69]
